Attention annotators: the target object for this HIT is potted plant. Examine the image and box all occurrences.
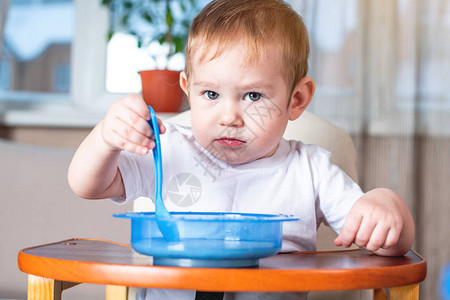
[101,0,204,112]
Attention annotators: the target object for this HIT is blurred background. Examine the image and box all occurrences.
[0,0,449,299]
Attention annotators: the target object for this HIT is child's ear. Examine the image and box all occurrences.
[288,76,315,120]
[179,71,189,99]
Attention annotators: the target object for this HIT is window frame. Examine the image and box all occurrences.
[71,0,127,111]
[0,0,126,127]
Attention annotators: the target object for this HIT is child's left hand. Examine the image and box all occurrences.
[334,188,415,256]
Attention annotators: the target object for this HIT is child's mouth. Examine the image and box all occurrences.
[215,137,246,147]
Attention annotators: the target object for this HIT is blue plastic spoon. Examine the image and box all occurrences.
[148,106,179,241]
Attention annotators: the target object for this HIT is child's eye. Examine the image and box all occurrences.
[203,90,220,100]
[244,92,262,102]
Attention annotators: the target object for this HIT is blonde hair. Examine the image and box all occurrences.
[185,0,310,93]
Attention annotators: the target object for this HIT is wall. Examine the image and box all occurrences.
[0,125,132,300]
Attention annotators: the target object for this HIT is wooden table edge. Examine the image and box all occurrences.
[17,239,427,292]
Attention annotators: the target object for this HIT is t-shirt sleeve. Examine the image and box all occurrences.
[110,151,155,204]
[310,146,364,234]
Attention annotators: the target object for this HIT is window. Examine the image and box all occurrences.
[0,0,74,102]
[54,63,71,93]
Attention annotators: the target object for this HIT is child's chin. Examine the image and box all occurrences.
[216,153,251,165]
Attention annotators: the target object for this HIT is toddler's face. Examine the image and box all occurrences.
[181,42,294,164]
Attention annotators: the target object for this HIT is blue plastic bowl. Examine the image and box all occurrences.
[114,212,298,268]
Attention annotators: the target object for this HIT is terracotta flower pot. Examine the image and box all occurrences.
[138,70,185,112]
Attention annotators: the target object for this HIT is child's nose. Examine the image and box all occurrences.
[219,100,244,127]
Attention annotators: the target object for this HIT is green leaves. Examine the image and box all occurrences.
[173,36,185,53]
[141,11,153,23]
[107,29,114,41]
[101,0,204,60]
[123,1,133,9]
[166,5,173,29]
[120,14,129,27]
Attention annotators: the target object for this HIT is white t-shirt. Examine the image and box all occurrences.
[113,123,363,299]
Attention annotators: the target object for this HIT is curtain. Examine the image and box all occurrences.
[291,0,450,299]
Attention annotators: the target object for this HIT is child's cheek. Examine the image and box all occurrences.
[243,100,284,133]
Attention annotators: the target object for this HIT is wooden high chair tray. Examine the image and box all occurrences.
[18,238,426,292]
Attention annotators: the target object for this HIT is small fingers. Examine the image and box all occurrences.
[381,221,402,249]
[116,105,151,136]
[102,94,168,154]
[122,94,151,120]
[107,120,154,155]
[354,217,376,248]
[118,94,168,137]
[336,213,363,248]
[114,118,153,148]
[102,116,153,155]
[103,126,151,155]
[122,96,168,138]
[156,116,167,134]
[365,223,390,252]
[357,220,402,252]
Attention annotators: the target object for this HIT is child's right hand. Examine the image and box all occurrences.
[100,94,166,155]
